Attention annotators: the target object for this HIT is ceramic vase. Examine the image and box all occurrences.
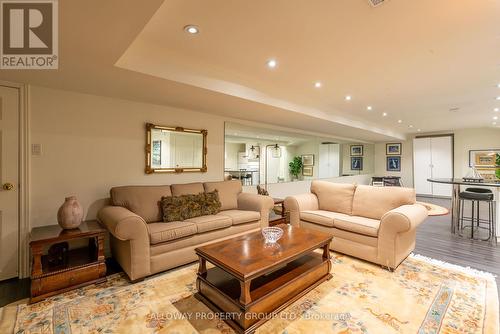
[57,196,83,229]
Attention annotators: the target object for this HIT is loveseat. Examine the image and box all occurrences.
[284,181,428,270]
[98,180,274,281]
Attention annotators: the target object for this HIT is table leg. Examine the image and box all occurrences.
[322,243,330,261]
[495,188,500,242]
[239,280,252,305]
[451,183,460,234]
[31,244,43,277]
[197,257,207,276]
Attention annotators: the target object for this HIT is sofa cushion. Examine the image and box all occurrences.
[334,215,380,237]
[352,185,416,220]
[217,210,260,225]
[148,221,197,245]
[111,185,172,223]
[300,210,352,227]
[185,215,232,233]
[202,190,222,215]
[171,182,204,196]
[203,180,242,211]
[310,181,356,215]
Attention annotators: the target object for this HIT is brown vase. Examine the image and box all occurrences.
[57,196,83,229]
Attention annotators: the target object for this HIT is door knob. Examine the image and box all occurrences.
[2,183,14,191]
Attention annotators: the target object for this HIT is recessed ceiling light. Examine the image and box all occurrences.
[408,125,414,128]
[417,129,421,132]
[382,112,388,117]
[497,83,500,88]
[494,116,499,120]
[345,95,352,101]
[496,96,500,100]
[314,82,322,88]
[397,119,403,124]
[367,106,373,111]
[184,25,199,34]
[267,59,277,68]
[495,108,499,112]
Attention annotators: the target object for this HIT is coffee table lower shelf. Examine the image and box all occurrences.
[195,252,331,334]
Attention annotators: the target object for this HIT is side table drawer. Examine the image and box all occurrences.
[31,262,106,301]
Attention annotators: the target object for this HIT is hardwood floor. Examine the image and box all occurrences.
[1,197,499,308]
[415,196,500,294]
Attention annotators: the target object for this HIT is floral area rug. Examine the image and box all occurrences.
[0,253,498,333]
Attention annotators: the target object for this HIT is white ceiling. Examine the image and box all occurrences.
[2,0,500,141]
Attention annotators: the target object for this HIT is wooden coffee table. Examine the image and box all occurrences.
[195,224,332,333]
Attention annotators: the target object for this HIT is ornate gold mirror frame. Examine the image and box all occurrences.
[145,123,208,174]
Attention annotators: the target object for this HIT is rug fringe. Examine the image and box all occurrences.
[410,253,497,280]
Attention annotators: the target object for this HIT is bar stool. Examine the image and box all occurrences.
[458,187,496,243]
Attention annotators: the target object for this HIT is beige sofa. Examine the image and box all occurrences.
[284,180,428,270]
[98,180,274,281]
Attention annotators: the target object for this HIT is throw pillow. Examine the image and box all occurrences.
[161,196,184,222]
[182,193,204,219]
[162,193,205,222]
[202,190,222,215]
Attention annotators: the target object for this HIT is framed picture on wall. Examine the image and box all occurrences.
[387,156,401,171]
[301,154,315,166]
[468,149,500,168]
[350,145,363,156]
[302,166,314,176]
[386,143,402,155]
[351,157,363,170]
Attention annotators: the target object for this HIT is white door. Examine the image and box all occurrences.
[430,136,453,197]
[319,144,340,179]
[318,144,330,178]
[0,86,19,280]
[329,144,340,177]
[413,137,433,195]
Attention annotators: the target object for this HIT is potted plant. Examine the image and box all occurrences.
[289,156,303,181]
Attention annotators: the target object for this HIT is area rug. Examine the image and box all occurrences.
[0,253,498,333]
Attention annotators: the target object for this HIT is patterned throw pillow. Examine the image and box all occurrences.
[162,191,222,222]
[202,190,222,215]
[161,196,184,222]
[182,193,204,219]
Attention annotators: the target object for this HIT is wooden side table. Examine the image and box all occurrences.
[269,197,287,226]
[29,221,106,303]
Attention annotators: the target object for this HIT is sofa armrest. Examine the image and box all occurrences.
[379,204,428,235]
[97,206,149,242]
[237,193,275,227]
[377,204,428,269]
[97,206,151,280]
[284,193,319,226]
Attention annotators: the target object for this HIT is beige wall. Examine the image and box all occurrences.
[374,128,500,189]
[30,86,225,227]
[374,140,413,187]
[453,128,500,178]
[29,86,376,229]
[341,143,375,175]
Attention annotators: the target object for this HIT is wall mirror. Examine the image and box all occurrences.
[146,123,207,174]
[224,122,374,186]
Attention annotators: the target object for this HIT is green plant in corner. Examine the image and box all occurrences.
[496,153,500,180]
[289,156,303,180]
